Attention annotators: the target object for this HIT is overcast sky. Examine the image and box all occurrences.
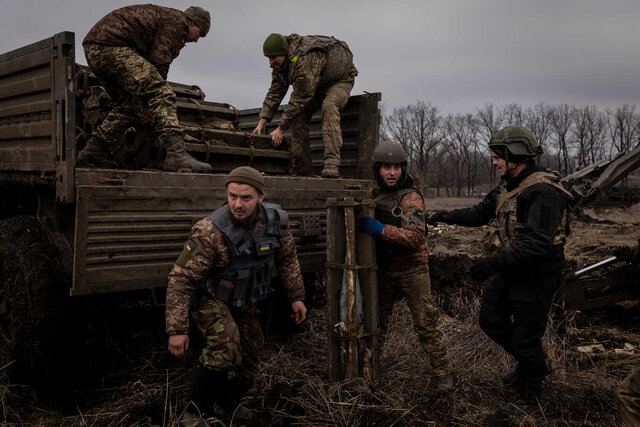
[1,0,638,116]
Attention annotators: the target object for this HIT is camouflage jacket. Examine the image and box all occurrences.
[259,34,358,130]
[367,177,429,271]
[83,4,189,80]
[165,205,305,335]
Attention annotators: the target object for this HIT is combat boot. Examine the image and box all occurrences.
[321,164,340,178]
[186,364,225,417]
[160,133,213,173]
[76,136,118,169]
[499,380,541,416]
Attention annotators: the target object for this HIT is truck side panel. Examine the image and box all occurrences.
[0,32,75,202]
[72,169,369,295]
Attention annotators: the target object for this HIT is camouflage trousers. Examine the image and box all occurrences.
[289,78,353,175]
[378,265,450,375]
[191,296,264,383]
[83,44,182,145]
[617,367,640,426]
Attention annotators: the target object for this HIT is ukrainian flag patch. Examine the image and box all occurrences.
[176,239,197,267]
[259,243,272,252]
[297,74,305,80]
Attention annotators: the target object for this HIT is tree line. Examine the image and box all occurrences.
[381,101,640,197]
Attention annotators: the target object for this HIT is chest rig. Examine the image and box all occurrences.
[208,202,288,308]
[483,172,573,255]
[371,186,421,258]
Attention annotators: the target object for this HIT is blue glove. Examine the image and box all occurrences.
[358,216,384,236]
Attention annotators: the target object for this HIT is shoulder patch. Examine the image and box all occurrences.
[411,209,425,225]
[176,239,198,267]
[297,73,305,80]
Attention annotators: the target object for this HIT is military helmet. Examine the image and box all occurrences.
[184,6,211,37]
[489,125,542,159]
[263,33,288,57]
[373,140,408,164]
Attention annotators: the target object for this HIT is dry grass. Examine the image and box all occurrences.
[2,207,639,426]
[1,291,636,426]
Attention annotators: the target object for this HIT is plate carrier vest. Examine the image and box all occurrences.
[207,202,288,308]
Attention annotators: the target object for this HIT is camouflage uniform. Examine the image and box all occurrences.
[367,178,450,376]
[82,4,187,146]
[259,34,358,174]
[166,205,305,377]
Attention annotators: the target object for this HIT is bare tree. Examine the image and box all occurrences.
[549,104,575,175]
[383,101,444,188]
[502,103,524,126]
[524,103,553,168]
[573,105,608,168]
[606,104,638,157]
[476,103,505,187]
[442,113,480,196]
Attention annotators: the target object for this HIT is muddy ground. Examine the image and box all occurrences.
[1,198,639,426]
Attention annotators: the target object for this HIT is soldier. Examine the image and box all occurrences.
[358,140,453,391]
[427,126,573,415]
[77,4,213,172]
[252,33,358,178]
[165,166,307,420]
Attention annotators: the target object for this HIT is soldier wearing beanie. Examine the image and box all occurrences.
[252,32,358,178]
[79,4,213,173]
[166,166,307,421]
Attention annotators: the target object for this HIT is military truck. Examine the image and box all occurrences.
[0,32,381,380]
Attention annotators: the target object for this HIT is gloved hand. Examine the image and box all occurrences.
[469,258,496,282]
[358,216,384,236]
[427,210,451,226]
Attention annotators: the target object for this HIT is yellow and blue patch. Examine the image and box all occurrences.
[176,239,198,267]
[259,243,272,252]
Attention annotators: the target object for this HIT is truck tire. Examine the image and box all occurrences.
[0,215,71,386]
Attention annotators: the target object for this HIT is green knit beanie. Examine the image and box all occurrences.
[263,33,288,57]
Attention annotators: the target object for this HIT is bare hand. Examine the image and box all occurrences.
[168,334,189,356]
[270,126,284,147]
[252,118,267,134]
[139,108,153,125]
[291,300,307,324]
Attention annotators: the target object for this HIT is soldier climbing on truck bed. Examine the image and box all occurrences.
[77,4,213,173]
[252,33,358,178]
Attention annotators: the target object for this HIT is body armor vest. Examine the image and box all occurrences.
[207,202,288,308]
[483,172,573,255]
[371,186,421,260]
[294,35,354,85]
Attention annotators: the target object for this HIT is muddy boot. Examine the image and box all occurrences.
[160,133,213,173]
[499,380,541,416]
[76,136,118,169]
[321,164,340,178]
[433,373,454,392]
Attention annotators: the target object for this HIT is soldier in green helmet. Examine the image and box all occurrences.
[428,125,573,415]
[358,141,453,392]
[78,4,213,173]
[252,33,358,178]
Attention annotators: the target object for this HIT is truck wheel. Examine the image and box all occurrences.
[0,215,70,386]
